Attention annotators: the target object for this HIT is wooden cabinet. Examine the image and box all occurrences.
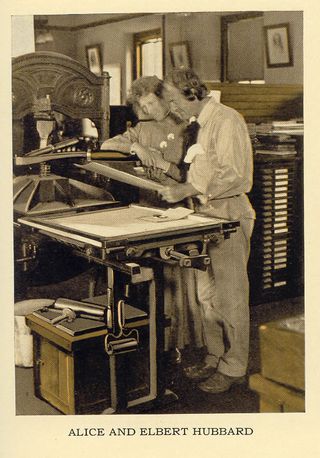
[27,305,152,415]
[28,315,110,414]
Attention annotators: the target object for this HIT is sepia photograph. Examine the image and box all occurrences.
[3,2,320,457]
[11,9,304,417]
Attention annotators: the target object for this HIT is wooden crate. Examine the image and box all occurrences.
[249,373,305,413]
[259,314,304,391]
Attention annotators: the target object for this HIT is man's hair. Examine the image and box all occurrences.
[127,76,164,105]
[164,69,208,101]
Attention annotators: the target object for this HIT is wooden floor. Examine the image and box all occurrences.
[15,296,303,415]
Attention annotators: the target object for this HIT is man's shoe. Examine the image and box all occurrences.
[198,371,246,394]
[183,363,217,382]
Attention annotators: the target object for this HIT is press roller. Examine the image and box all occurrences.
[54,297,107,321]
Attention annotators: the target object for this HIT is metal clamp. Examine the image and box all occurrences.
[160,246,210,270]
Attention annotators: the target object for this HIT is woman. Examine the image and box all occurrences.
[101,76,204,354]
[101,75,186,187]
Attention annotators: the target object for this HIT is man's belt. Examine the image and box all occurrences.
[210,194,241,201]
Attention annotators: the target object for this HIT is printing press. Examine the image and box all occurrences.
[13,52,239,414]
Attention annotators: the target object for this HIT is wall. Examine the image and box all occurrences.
[35,29,76,58]
[73,15,163,103]
[264,11,303,84]
[164,13,221,81]
[42,12,221,100]
[73,12,221,101]
[36,11,303,101]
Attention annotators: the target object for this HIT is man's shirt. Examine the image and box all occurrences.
[187,97,255,220]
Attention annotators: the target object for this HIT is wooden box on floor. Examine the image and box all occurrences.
[259,314,305,391]
[249,373,305,412]
[26,310,149,415]
[26,314,111,414]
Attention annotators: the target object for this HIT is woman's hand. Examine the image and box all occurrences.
[145,167,166,182]
[131,143,169,170]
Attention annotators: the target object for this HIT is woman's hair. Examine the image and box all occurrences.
[127,76,164,105]
[164,69,208,101]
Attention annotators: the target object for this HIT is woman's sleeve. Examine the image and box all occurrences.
[100,124,141,152]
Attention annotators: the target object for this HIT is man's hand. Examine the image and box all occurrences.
[159,183,198,203]
[131,143,169,170]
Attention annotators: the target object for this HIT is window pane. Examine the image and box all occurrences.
[141,38,163,78]
[103,63,121,105]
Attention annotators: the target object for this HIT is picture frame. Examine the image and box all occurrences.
[86,44,103,75]
[169,41,191,69]
[263,23,293,68]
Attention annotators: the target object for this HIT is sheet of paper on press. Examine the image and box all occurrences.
[38,206,223,239]
[140,207,194,222]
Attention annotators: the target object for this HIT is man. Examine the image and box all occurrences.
[159,69,255,394]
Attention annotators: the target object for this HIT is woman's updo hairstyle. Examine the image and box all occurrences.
[165,69,208,101]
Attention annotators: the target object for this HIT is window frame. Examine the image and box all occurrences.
[133,28,163,79]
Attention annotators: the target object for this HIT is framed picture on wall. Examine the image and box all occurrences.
[169,41,191,69]
[264,23,293,68]
[86,44,103,75]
